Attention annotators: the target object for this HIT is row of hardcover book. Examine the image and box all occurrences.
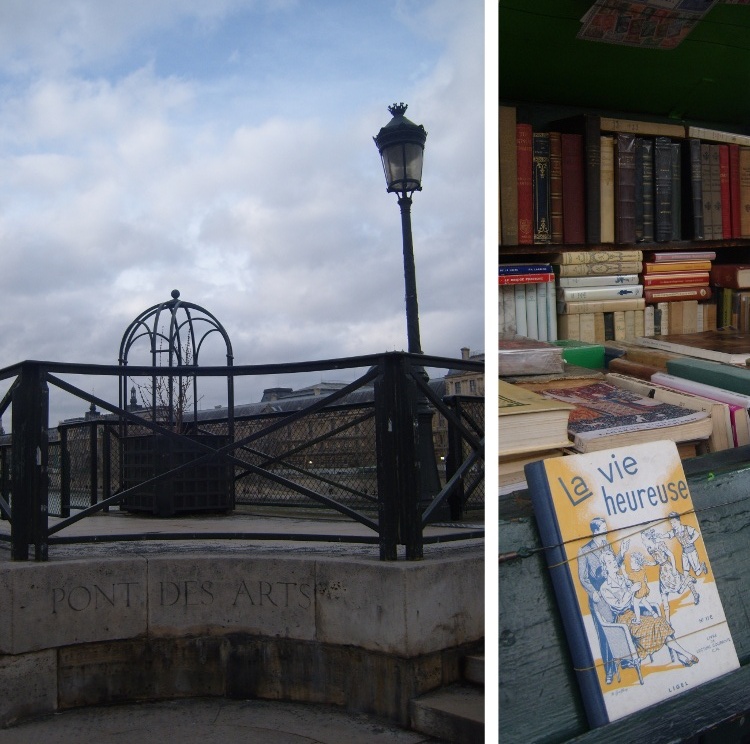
[499,106,750,246]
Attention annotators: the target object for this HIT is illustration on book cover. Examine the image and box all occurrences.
[526,440,739,725]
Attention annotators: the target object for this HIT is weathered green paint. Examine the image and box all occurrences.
[499,448,750,743]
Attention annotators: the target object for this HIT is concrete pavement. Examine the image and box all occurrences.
[0,697,447,743]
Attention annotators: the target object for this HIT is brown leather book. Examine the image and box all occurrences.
[549,131,563,243]
[516,122,534,244]
[561,133,585,244]
[615,133,636,244]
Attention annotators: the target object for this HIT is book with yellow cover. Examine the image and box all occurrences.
[525,441,739,727]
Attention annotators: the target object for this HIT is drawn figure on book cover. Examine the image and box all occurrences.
[663,511,709,580]
[577,517,629,685]
[599,552,699,672]
[626,551,662,619]
[642,528,699,622]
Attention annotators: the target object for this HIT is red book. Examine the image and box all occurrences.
[498,272,555,285]
[643,286,713,303]
[561,133,585,244]
[710,263,750,289]
[729,144,742,238]
[720,145,732,239]
[642,271,710,287]
[516,123,533,244]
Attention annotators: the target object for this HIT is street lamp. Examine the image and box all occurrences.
[374,103,442,517]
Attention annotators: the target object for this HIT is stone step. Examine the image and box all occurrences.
[409,683,484,744]
[463,654,484,686]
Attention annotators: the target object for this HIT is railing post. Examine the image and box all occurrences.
[374,353,423,561]
[375,354,399,560]
[11,362,49,561]
[445,396,466,521]
[60,427,70,518]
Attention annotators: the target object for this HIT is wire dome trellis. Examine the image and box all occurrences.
[118,289,234,429]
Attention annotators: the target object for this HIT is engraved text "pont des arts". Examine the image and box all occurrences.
[159,580,313,609]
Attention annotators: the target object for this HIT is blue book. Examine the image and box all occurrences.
[498,263,553,275]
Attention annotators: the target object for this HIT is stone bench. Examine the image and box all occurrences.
[499,447,750,743]
[0,547,483,727]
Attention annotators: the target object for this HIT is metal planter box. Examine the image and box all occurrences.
[121,434,233,516]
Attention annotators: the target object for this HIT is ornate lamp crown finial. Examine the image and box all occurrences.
[388,102,408,117]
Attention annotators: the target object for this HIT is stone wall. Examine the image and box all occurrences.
[0,550,483,726]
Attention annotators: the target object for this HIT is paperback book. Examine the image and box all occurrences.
[524,440,739,727]
[538,382,711,453]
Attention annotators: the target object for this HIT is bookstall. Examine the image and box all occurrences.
[499,2,750,742]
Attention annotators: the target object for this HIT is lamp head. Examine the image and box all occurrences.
[373,103,427,196]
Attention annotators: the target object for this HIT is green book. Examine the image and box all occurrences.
[666,357,750,396]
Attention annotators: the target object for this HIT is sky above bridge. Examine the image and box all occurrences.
[0,0,487,418]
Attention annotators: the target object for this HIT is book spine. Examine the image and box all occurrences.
[739,147,750,238]
[711,144,722,240]
[600,135,616,244]
[514,285,528,336]
[614,310,626,339]
[523,461,609,728]
[720,144,731,239]
[500,286,516,334]
[687,126,750,146]
[701,143,714,240]
[682,138,704,240]
[644,250,716,262]
[536,283,548,341]
[498,272,556,285]
[666,358,750,397]
[556,261,643,277]
[641,260,712,273]
[654,136,673,242]
[594,311,605,343]
[642,272,709,287]
[533,132,552,243]
[557,285,644,301]
[601,116,684,138]
[603,311,615,340]
[579,312,596,343]
[499,106,518,245]
[561,133,585,244]
[583,115,602,245]
[729,143,741,238]
[498,263,553,274]
[525,281,539,338]
[557,298,646,314]
[557,274,639,287]
[557,312,580,340]
[643,286,713,303]
[554,250,643,265]
[634,137,645,242]
[546,280,558,342]
[516,122,534,245]
[615,133,636,244]
[642,138,655,242]
[549,131,564,243]
[671,142,681,241]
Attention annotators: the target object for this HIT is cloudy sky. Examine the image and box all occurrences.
[0,0,486,418]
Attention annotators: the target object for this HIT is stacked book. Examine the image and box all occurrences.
[710,263,750,330]
[553,249,644,343]
[498,379,573,494]
[641,250,717,335]
[499,263,557,341]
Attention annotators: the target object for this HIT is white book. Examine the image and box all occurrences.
[525,284,539,340]
[536,282,549,342]
[514,285,527,337]
[501,285,516,334]
[557,285,643,301]
[546,280,558,342]
[644,305,655,337]
[650,372,750,446]
[556,274,639,288]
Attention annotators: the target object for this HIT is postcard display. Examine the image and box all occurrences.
[525,440,739,727]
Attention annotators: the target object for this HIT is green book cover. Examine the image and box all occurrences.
[666,357,750,396]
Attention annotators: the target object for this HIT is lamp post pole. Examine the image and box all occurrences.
[374,103,442,519]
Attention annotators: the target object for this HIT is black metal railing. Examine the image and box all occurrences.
[0,352,484,561]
